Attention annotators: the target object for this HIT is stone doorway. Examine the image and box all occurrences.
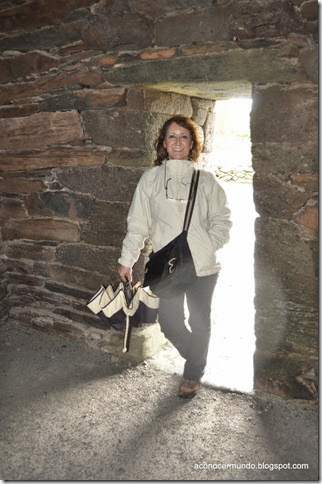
[151,95,257,393]
[103,46,318,398]
[205,98,256,392]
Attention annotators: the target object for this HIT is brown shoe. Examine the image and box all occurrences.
[178,378,200,399]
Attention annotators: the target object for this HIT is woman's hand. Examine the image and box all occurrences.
[118,264,132,283]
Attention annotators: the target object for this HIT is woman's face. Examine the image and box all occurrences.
[163,122,193,160]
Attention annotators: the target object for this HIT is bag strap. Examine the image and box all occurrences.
[183,169,200,232]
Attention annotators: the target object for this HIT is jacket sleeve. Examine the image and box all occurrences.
[206,173,232,251]
[118,173,151,268]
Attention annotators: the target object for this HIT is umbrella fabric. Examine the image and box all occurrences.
[87,282,159,352]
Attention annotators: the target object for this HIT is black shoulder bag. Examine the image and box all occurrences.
[143,169,200,299]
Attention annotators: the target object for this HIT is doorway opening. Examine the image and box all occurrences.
[150,95,257,394]
[203,98,257,393]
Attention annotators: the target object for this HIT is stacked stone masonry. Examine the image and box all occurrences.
[0,0,318,397]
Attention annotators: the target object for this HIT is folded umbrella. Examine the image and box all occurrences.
[87,281,159,353]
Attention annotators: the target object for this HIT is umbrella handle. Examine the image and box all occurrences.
[122,314,131,353]
[123,281,133,307]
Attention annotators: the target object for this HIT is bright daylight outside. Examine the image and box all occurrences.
[203,98,257,393]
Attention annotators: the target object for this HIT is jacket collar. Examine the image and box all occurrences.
[162,158,194,180]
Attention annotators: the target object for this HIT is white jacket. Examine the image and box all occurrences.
[119,159,232,277]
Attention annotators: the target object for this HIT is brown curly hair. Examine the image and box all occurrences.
[153,115,203,166]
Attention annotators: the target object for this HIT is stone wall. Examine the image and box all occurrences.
[0,0,318,397]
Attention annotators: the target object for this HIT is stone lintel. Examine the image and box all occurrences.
[104,48,308,92]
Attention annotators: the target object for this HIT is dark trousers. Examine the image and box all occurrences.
[158,273,218,381]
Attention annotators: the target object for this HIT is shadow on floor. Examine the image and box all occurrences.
[0,320,318,481]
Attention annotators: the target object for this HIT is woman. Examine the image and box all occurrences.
[118,115,231,398]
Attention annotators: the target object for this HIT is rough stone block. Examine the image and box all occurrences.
[9,306,58,334]
[254,350,318,400]
[0,259,7,274]
[255,217,318,308]
[94,0,213,17]
[191,98,214,126]
[0,299,8,320]
[180,43,233,57]
[124,88,145,110]
[0,197,28,219]
[35,261,50,278]
[5,241,56,262]
[105,47,308,87]
[82,109,142,148]
[81,200,129,247]
[299,45,318,84]
[290,173,318,192]
[6,257,34,275]
[0,147,107,172]
[203,111,215,153]
[0,177,45,194]
[0,51,60,84]
[0,0,93,32]
[284,304,318,355]
[229,0,301,39]
[253,173,312,219]
[39,88,125,112]
[254,299,318,357]
[0,111,83,151]
[98,55,117,66]
[294,201,318,235]
[300,0,319,20]
[0,19,87,52]
[59,47,100,65]
[56,165,143,203]
[55,243,120,277]
[8,259,36,281]
[156,7,230,46]
[9,285,91,318]
[0,104,39,118]
[156,1,301,46]
[44,281,92,301]
[91,0,131,15]
[48,263,104,292]
[82,109,161,150]
[140,48,176,60]
[53,305,106,329]
[82,13,153,50]
[0,70,103,105]
[251,141,318,175]
[25,192,93,221]
[106,149,152,168]
[0,282,7,299]
[251,85,318,143]
[2,218,80,242]
[143,91,192,117]
[7,272,45,287]
[146,78,252,100]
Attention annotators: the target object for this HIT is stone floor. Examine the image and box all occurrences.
[0,320,318,481]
